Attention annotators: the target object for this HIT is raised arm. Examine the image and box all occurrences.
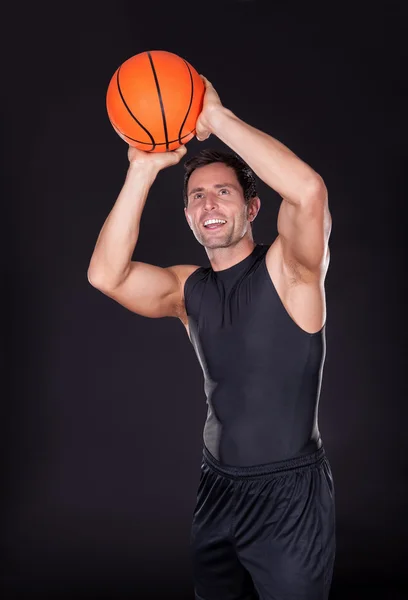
[87,145,198,319]
[195,77,331,277]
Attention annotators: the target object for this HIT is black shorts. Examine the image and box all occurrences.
[190,446,336,600]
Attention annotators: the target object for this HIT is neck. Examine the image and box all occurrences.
[206,238,256,272]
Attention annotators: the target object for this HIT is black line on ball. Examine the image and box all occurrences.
[147,51,169,151]
[116,66,156,151]
[178,60,194,146]
[114,127,194,147]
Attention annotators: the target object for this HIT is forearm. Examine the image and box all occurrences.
[88,163,158,289]
[207,107,324,205]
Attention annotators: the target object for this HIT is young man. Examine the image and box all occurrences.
[88,76,335,600]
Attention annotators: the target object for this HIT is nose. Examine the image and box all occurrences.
[203,192,218,211]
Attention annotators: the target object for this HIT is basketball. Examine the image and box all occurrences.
[106,50,205,153]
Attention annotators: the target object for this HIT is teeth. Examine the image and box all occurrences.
[204,219,226,226]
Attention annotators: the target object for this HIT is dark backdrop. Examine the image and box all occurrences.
[2,1,407,598]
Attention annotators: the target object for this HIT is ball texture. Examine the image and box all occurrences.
[106,50,205,152]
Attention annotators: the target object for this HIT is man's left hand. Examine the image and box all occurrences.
[195,76,224,142]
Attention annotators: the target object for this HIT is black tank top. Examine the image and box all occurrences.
[184,243,325,467]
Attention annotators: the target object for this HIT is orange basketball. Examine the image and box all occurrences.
[106,50,205,153]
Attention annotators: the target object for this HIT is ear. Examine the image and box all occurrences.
[184,207,193,228]
[248,197,261,222]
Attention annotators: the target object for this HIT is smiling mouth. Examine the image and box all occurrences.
[203,219,227,230]
[204,224,225,231]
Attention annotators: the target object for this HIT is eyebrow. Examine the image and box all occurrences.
[188,182,238,196]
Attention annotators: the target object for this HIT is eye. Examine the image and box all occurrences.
[219,188,230,195]
[193,193,204,200]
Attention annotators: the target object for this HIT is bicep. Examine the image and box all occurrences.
[277,187,331,273]
[97,262,194,319]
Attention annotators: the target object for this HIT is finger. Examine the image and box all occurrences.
[170,145,187,162]
[174,145,187,158]
[174,145,187,154]
[200,74,211,87]
[195,123,206,141]
[196,131,210,142]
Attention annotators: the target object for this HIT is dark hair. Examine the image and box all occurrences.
[183,148,257,208]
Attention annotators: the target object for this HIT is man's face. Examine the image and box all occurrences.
[184,163,256,249]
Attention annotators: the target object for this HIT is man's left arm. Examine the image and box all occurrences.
[198,78,332,275]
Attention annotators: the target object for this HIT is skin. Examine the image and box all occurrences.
[88,76,331,336]
[184,162,260,263]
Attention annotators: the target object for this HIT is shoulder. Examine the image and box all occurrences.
[165,264,201,322]
[161,264,197,326]
[167,264,201,286]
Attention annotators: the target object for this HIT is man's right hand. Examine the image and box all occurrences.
[127,144,187,172]
[88,141,195,320]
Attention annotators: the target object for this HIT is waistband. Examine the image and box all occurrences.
[202,445,326,480]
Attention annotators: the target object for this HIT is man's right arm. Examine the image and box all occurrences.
[87,146,197,319]
[90,261,199,319]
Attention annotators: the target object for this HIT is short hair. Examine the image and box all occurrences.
[183,148,257,208]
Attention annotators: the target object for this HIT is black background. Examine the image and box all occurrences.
[2,1,407,598]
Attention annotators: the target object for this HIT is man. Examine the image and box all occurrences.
[88,76,335,600]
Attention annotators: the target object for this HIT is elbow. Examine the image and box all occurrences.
[87,264,127,292]
[87,266,113,292]
[289,174,327,209]
[87,268,105,291]
[304,174,328,204]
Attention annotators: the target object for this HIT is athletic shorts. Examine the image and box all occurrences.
[190,446,336,600]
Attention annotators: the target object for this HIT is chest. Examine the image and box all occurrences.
[187,273,286,363]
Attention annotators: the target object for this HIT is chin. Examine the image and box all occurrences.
[192,225,241,249]
[205,240,232,250]
[202,233,237,250]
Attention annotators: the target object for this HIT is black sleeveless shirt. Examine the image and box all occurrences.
[184,243,325,467]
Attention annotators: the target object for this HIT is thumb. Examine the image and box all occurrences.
[196,129,211,142]
[195,117,210,142]
[200,74,212,87]
[171,145,187,161]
